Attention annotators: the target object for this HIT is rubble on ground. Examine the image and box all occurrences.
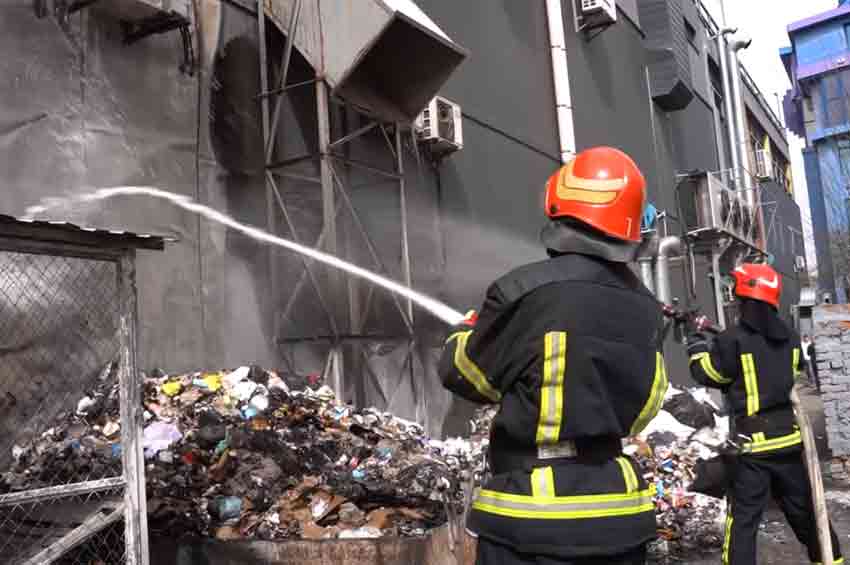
[1,366,731,555]
[633,387,729,562]
[1,364,483,542]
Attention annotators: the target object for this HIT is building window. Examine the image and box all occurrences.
[684,18,697,48]
[839,138,850,180]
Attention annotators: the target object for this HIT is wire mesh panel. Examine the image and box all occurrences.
[0,247,144,565]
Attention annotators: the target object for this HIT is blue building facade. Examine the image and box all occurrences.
[783,3,850,302]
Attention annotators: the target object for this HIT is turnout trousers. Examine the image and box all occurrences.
[723,451,843,564]
[475,538,647,565]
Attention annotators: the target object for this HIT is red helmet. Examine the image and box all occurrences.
[544,146,646,242]
[732,263,781,308]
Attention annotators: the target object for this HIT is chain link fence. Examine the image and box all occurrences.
[0,245,146,565]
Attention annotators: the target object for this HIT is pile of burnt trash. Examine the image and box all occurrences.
[628,387,730,561]
[2,365,482,542]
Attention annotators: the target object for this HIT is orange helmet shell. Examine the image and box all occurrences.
[733,263,781,308]
[545,146,646,242]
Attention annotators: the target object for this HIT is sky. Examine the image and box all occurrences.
[701,0,836,274]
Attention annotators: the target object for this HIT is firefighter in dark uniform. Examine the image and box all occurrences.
[687,262,844,565]
[439,147,667,564]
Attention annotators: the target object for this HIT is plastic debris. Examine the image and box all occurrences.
[224,366,250,388]
[161,381,183,397]
[663,390,716,430]
[211,496,243,521]
[631,387,729,561]
[102,420,120,438]
[232,380,258,402]
[76,396,97,416]
[142,421,182,457]
[2,364,477,543]
[338,526,382,539]
[197,373,223,392]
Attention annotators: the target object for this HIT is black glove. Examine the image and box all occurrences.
[686,331,710,356]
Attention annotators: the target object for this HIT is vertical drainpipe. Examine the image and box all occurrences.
[729,40,755,208]
[717,28,739,177]
[545,0,576,163]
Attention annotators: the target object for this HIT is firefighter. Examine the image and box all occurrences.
[686,263,844,565]
[439,146,667,564]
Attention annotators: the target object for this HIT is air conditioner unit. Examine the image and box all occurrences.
[415,97,463,156]
[755,148,773,180]
[580,0,617,25]
[795,255,806,272]
[677,171,763,251]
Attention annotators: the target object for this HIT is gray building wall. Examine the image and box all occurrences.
[0,0,806,437]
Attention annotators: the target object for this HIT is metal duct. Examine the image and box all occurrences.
[264,0,467,122]
[639,258,656,296]
[716,28,738,175]
[655,236,682,306]
[729,35,754,207]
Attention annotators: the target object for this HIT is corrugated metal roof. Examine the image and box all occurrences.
[0,215,173,251]
[788,4,850,35]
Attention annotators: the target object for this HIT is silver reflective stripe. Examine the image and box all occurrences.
[537,440,577,460]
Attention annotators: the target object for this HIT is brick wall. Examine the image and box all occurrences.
[813,305,850,456]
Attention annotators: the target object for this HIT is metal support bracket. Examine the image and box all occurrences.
[120,11,195,75]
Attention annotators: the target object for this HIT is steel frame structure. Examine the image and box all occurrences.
[255,1,427,424]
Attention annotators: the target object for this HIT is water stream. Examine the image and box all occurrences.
[24,186,466,325]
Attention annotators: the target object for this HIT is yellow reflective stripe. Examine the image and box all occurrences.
[814,558,844,564]
[616,457,638,494]
[473,488,654,520]
[743,430,802,454]
[630,352,669,436]
[536,332,567,445]
[531,467,555,498]
[722,510,733,565]
[742,354,760,416]
[445,331,466,345]
[453,331,501,402]
[793,347,802,378]
[479,488,649,504]
[689,352,732,384]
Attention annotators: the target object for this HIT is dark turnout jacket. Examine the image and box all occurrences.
[438,253,667,558]
[689,300,804,455]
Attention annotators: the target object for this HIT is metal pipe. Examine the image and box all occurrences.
[545,0,576,162]
[639,259,655,295]
[729,37,755,208]
[655,236,682,306]
[716,28,739,176]
[711,249,727,329]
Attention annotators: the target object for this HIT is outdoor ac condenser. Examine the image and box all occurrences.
[580,0,617,25]
[415,97,463,156]
[677,171,762,251]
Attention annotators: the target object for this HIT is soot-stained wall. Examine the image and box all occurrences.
[0,0,806,438]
